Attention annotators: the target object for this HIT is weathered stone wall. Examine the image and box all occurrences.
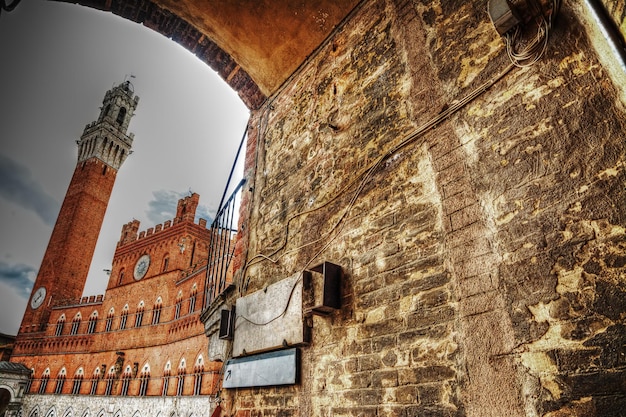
[220,0,625,416]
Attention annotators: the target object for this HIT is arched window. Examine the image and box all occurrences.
[152,297,163,325]
[54,368,66,394]
[135,301,145,327]
[89,366,101,395]
[120,365,132,396]
[105,308,114,332]
[104,367,115,396]
[116,107,126,125]
[174,291,183,320]
[120,305,129,330]
[70,313,82,335]
[162,255,169,272]
[176,358,186,396]
[117,269,125,286]
[55,315,66,337]
[88,311,98,334]
[71,368,84,395]
[38,369,50,394]
[161,361,171,396]
[139,363,150,397]
[193,355,204,396]
[189,284,198,314]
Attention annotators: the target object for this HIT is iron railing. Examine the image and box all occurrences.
[203,178,246,309]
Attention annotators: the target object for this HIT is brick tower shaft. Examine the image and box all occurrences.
[18,81,139,334]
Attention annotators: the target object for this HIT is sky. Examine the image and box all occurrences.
[0,0,250,335]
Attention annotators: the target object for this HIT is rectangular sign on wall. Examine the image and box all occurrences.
[222,348,299,388]
[233,272,307,356]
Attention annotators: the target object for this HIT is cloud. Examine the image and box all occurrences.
[146,189,214,225]
[0,261,36,300]
[0,154,60,227]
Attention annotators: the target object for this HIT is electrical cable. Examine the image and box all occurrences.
[505,0,561,67]
[242,59,517,278]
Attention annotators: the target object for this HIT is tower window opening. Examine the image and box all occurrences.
[162,256,169,272]
[118,270,125,286]
[116,107,127,125]
[102,165,107,175]
[175,300,182,320]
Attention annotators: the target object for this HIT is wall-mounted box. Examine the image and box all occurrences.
[303,261,342,316]
[219,306,235,340]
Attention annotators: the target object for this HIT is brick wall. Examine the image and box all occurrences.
[220,0,626,416]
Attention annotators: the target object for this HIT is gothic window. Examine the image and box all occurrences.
[104,368,115,396]
[189,284,198,314]
[120,305,129,330]
[175,291,183,320]
[139,364,150,397]
[38,369,50,394]
[176,373,185,396]
[193,355,204,396]
[70,313,81,335]
[118,269,125,286]
[55,315,66,337]
[152,297,163,325]
[104,104,111,116]
[71,368,84,395]
[105,308,114,332]
[116,107,126,125]
[176,359,186,396]
[89,367,100,395]
[162,255,169,272]
[54,368,66,394]
[88,311,98,334]
[120,366,132,396]
[104,378,114,396]
[135,301,145,327]
[162,361,171,396]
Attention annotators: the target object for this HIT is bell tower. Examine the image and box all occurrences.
[19,81,139,333]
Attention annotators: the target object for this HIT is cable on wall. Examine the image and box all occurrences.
[239,0,561,293]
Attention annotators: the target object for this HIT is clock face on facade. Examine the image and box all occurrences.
[31,286,47,309]
[134,254,151,280]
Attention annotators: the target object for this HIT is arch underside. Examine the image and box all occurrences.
[56,0,360,109]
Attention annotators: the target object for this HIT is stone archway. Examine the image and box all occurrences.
[51,0,360,109]
[0,387,11,417]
